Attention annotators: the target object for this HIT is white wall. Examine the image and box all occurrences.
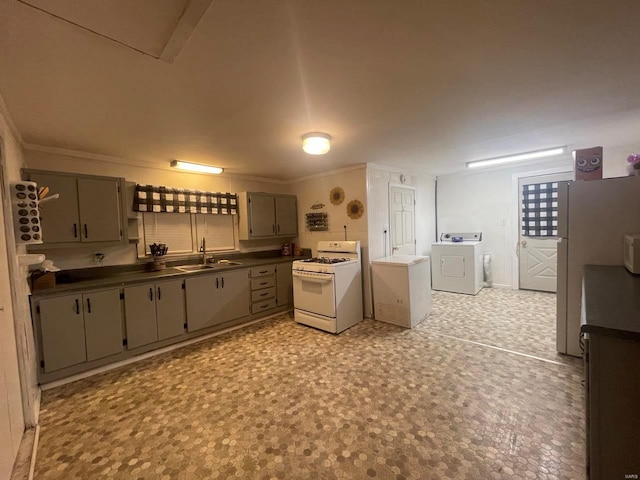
[436,144,640,288]
[290,165,370,313]
[24,148,296,269]
[0,105,31,479]
[366,164,436,315]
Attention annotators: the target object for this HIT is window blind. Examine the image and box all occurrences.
[143,213,193,254]
[195,214,235,251]
[521,182,559,236]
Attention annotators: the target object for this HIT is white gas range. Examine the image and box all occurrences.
[292,241,363,333]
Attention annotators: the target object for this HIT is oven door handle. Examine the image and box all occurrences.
[292,271,333,283]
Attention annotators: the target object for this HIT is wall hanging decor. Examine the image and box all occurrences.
[306,212,328,231]
[346,199,364,220]
[310,202,325,210]
[329,187,345,206]
[10,181,43,245]
[133,185,237,214]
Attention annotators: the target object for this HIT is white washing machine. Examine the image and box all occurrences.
[431,232,484,295]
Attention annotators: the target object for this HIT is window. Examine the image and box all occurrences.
[141,212,237,256]
[142,213,193,254]
[521,182,559,237]
[195,214,236,251]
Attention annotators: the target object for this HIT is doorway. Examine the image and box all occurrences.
[517,171,573,292]
[388,184,415,255]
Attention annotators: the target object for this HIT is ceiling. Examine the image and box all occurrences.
[1,0,640,180]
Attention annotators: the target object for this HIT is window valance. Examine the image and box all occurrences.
[133,184,237,214]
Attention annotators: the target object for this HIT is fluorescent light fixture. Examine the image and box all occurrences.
[302,132,331,155]
[466,147,566,169]
[170,160,223,174]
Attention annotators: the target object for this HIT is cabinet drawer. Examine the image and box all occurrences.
[251,298,277,314]
[250,265,276,277]
[251,287,276,302]
[251,276,276,290]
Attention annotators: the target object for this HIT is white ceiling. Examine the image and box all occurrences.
[1,0,640,180]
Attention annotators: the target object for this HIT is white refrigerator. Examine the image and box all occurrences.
[557,175,640,357]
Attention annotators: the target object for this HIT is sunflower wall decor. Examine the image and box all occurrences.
[346,199,364,220]
[329,186,345,206]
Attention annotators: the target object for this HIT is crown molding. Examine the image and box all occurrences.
[366,162,435,179]
[290,163,367,183]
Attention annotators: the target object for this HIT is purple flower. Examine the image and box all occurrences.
[628,154,640,164]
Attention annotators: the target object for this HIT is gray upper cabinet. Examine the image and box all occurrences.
[124,279,185,349]
[186,269,250,332]
[238,192,297,240]
[26,171,125,246]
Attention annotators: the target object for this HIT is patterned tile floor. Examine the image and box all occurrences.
[36,288,585,479]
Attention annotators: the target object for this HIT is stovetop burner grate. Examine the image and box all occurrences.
[302,257,352,264]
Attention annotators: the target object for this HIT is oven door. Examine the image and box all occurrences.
[292,271,336,318]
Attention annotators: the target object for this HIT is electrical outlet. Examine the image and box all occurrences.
[94,252,105,265]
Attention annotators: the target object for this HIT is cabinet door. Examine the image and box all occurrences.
[185,275,219,332]
[124,284,158,349]
[77,178,122,242]
[275,195,297,236]
[219,269,250,323]
[83,289,123,361]
[248,194,276,237]
[276,262,293,307]
[156,280,185,340]
[39,295,87,372]
[30,173,80,243]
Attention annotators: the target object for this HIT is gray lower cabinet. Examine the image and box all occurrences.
[124,280,185,349]
[186,269,250,332]
[39,288,123,372]
[276,261,293,307]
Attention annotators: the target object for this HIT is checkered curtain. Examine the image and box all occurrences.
[521,182,558,236]
[133,185,237,214]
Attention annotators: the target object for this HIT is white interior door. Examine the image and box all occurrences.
[518,172,572,292]
[389,185,415,255]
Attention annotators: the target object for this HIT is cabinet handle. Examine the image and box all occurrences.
[87,297,91,313]
[75,298,80,314]
[73,223,78,238]
[272,224,275,233]
[277,224,280,233]
[221,277,225,288]
[259,270,268,274]
[259,281,267,286]
[157,287,161,300]
[260,292,269,297]
[216,278,219,289]
[149,287,153,301]
[84,224,88,239]
[260,304,268,309]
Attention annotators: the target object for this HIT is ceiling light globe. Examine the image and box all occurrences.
[302,132,331,155]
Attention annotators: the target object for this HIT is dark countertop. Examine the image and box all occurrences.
[31,254,308,298]
[581,265,640,340]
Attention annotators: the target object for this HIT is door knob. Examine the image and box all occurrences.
[521,240,527,247]
[392,246,399,251]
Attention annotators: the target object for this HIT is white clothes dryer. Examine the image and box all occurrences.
[431,232,484,295]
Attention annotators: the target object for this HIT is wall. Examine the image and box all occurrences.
[366,164,436,315]
[436,144,639,288]
[24,148,295,269]
[289,165,370,313]
[0,105,31,478]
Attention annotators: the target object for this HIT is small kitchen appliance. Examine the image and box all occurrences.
[292,241,363,333]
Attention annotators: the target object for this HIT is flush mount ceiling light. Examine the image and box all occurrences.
[302,132,331,155]
[170,160,223,175]
[466,147,566,169]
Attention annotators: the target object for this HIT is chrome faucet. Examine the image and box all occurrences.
[201,237,206,264]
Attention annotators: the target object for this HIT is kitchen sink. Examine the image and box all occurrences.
[175,261,242,272]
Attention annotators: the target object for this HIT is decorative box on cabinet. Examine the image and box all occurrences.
[24,170,127,247]
[238,192,297,240]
